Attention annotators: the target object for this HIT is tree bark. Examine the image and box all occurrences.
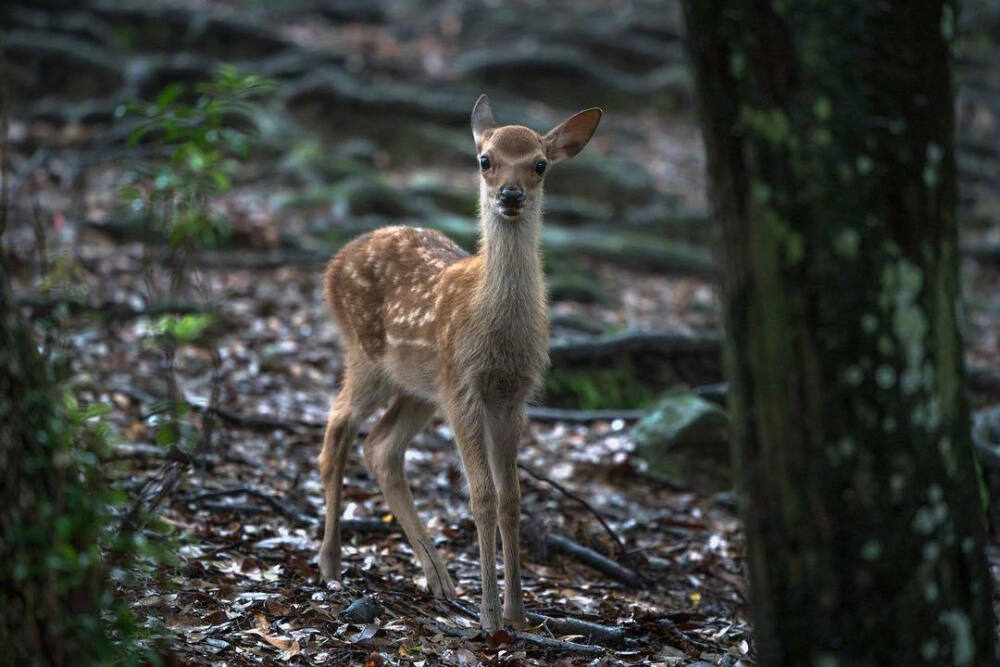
[0,271,111,660]
[681,1,995,664]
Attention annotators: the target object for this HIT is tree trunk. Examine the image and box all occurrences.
[681,1,995,664]
[0,271,111,661]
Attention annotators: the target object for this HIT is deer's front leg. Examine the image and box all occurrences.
[488,409,526,627]
[449,407,502,632]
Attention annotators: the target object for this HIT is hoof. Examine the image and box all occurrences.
[318,546,341,582]
[504,614,529,630]
[480,607,502,633]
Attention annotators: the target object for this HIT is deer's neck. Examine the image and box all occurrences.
[475,198,545,326]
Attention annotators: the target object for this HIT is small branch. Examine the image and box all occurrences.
[200,346,223,451]
[208,405,323,432]
[526,613,625,644]
[518,462,629,558]
[509,630,604,654]
[433,621,604,655]
[545,533,644,588]
[8,148,49,208]
[177,486,315,525]
[659,618,718,652]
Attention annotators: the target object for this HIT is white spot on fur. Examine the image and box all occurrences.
[387,334,432,348]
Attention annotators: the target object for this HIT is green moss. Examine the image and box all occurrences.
[543,362,658,410]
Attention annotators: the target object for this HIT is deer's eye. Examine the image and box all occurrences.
[479,155,491,170]
[535,160,547,175]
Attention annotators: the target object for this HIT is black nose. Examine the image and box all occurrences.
[498,185,524,206]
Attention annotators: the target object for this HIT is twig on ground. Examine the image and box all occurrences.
[207,405,322,431]
[660,618,718,652]
[545,533,645,588]
[7,147,49,210]
[432,621,605,655]
[177,486,314,525]
[526,613,625,644]
[509,630,605,654]
[518,462,629,558]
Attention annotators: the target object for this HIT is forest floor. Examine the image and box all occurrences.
[4,0,1000,665]
[48,242,750,665]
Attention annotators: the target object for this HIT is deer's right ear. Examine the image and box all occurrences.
[471,94,496,147]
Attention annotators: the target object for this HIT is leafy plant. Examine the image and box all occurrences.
[0,279,164,664]
[119,65,274,250]
[117,66,273,451]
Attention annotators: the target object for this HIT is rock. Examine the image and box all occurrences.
[632,388,731,491]
[339,596,381,624]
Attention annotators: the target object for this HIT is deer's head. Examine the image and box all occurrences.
[471,95,602,221]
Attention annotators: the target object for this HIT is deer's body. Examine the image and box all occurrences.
[325,224,548,407]
[318,96,600,631]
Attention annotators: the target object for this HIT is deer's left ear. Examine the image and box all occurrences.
[471,94,497,147]
[544,108,602,163]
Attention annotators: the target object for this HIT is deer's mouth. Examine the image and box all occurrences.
[497,201,524,219]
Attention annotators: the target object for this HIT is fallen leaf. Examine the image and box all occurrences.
[244,628,301,657]
[486,629,514,648]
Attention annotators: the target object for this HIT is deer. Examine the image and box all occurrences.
[317,94,602,631]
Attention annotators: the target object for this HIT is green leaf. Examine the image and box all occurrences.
[155,423,178,446]
[156,83,184,110]
[211,170,231,192]
[79,403,112,420]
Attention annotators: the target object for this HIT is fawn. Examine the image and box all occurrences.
[318,95,601,631]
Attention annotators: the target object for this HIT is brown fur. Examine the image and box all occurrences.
[317,95,601,631]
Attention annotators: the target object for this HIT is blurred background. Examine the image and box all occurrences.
[1,0,998,663]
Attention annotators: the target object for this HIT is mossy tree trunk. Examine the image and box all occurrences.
[681,1,995,664]
[0,268,113,659]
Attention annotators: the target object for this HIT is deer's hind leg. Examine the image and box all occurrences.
[363,394,455,598]
[318,357,388,582]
